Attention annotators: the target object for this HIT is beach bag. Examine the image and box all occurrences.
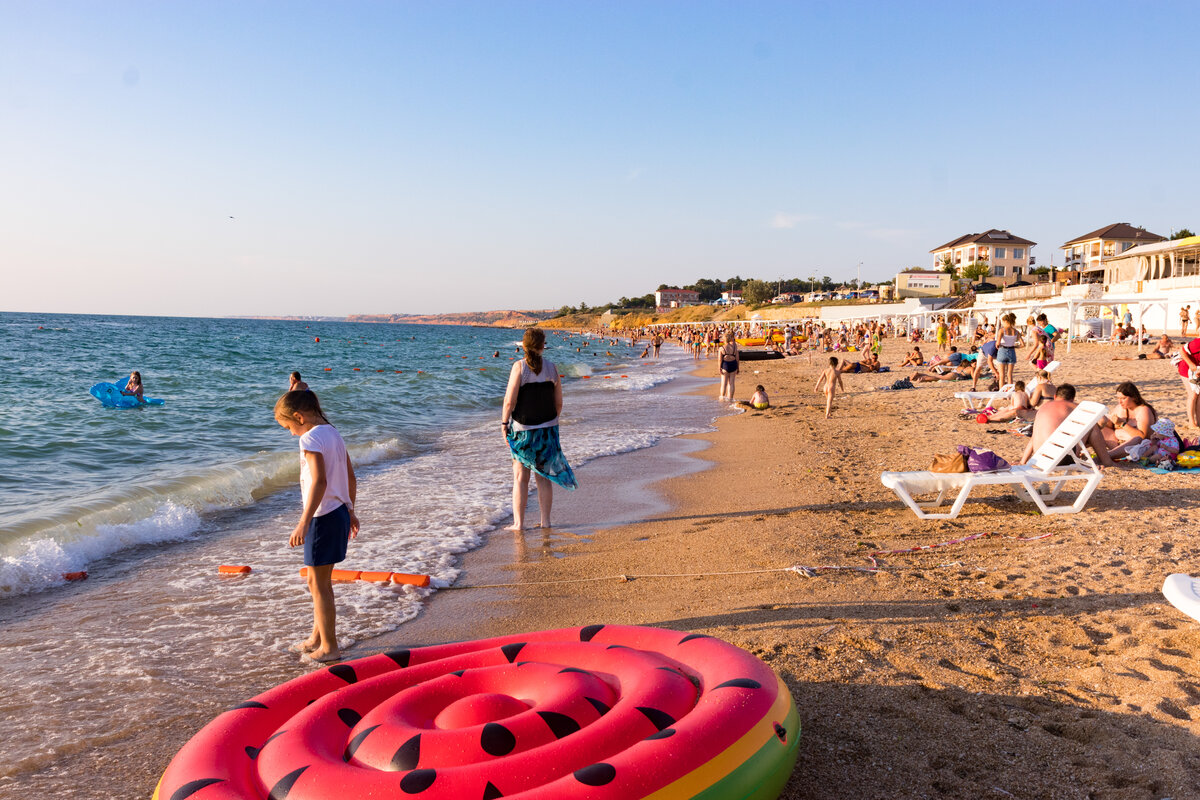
[890,377,914,391]
[930,452,968,473]
[957,445,1010,473]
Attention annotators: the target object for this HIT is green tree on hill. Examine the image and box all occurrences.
[743,279,773,304]
[1171,228,1196,240]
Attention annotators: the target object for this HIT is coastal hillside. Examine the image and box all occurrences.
[347,310,556,327]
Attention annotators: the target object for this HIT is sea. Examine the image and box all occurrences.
[0,312,723,798]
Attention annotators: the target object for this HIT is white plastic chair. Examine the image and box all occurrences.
[880,401,1106,519]
[954,384,1015,411]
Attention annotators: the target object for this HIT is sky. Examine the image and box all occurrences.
[3,0,1199,317]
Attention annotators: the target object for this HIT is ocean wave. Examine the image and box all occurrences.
[0,436,414,597]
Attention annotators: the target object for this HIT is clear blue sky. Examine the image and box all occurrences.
[4,1,1198,316]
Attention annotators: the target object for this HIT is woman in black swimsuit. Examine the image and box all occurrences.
[718,331,739,402]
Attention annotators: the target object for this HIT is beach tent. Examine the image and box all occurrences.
[990,295,1169,354]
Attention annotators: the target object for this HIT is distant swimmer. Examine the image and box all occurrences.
[289,371,310,392]
[494,351,500,358]
[120,371,145,402]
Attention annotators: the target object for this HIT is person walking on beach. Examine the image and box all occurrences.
[718,331,739,402]
[815,356,844,419]
[502,327,577,530]
[275,390,359,663]
[1182,306,1191,337]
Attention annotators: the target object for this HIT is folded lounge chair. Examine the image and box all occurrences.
[880,401,1106,519]
[954,384,1015,411]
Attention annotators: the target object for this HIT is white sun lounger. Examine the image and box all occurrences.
[880,401,1106,519]
[954,384,1015,411]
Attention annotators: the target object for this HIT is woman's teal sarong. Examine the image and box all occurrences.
[508,426,577,489]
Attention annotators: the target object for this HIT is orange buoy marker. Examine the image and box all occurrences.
[324,367,332,371]
[314,337,320,342]
[62,571,88,581]
[353,367,361,371]
[299,567,430,587]
[218,565,252,575]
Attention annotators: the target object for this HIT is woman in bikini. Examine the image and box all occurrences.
[1099,381,1158,458]
[717,331,739,402]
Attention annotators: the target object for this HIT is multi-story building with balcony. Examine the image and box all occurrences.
[1061,223,1165,281]
[654,288,701,312]
[930,229,1036,286]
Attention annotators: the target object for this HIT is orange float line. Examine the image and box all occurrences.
[298,567,430,587]
[218,565,252,575]
[62,571,88,581]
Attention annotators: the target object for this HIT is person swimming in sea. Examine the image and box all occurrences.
[289,371,309,392]
[120,371,145,402]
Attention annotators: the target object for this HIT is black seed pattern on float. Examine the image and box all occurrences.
[337,708,362,727]
[262,731,288,750]
[450,670,466,677]
[579,624,605,642]
[678,633,711,644]
[328,664,357,684]
[480,723,517,756]
[245,746,259,759]
[645,728,677,740]
[636,707,676,731]
[267,765,309,800]
[537,710,581,738]
[343,724,381,762]
[585,697,611,716]
[230,701,268,711]
[558,667,591,675]
[773,722,787,743]
[482,781,504,799]
[390,734,421,771]
[714,678,762,690]
[574,763,617,786]
[500,642,526,663]
[168,778,225,800]
[399,768,437,794]
[385,649,411,667]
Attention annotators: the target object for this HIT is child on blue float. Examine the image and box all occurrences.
[274,390,359,663]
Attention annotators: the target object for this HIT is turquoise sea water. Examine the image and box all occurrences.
[0,311,720,798]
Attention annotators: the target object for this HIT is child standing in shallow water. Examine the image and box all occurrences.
[814,356,844,418]
[275,390,359,663]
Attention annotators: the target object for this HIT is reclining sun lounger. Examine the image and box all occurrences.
[880,401,1106,519]
[954,384,1015,410]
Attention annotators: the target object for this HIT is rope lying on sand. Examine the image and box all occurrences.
[443,530,1056,590]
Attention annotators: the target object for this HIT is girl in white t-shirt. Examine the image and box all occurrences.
[275,390,359,663]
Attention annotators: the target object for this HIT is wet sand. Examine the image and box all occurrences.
[366,339,1200,799]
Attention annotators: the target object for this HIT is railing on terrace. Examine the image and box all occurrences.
[1002,282,1062,301]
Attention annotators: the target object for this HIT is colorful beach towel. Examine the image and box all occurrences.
[507,426,578,489]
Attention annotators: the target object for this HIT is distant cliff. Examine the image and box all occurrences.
[346,310,556,328]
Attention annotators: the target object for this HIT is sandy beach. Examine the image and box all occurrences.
[363,338,1200,799]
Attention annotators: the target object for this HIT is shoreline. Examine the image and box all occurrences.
[363,340,1200,798]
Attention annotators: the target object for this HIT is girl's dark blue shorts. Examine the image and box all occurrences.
[304,504,350,567]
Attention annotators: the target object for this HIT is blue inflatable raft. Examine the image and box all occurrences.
[89,376,165,408]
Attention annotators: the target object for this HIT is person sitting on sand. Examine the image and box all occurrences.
[986,381,1037,423]
[1019,384,1118,468]
[899,346,923,367]
[737,385,770,410]
[289,371,309,392]
[120,371,145,402]
[814,357,844,419]
[1098,381,1157,459]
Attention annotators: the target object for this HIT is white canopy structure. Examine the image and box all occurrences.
[986,295,1169,353]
